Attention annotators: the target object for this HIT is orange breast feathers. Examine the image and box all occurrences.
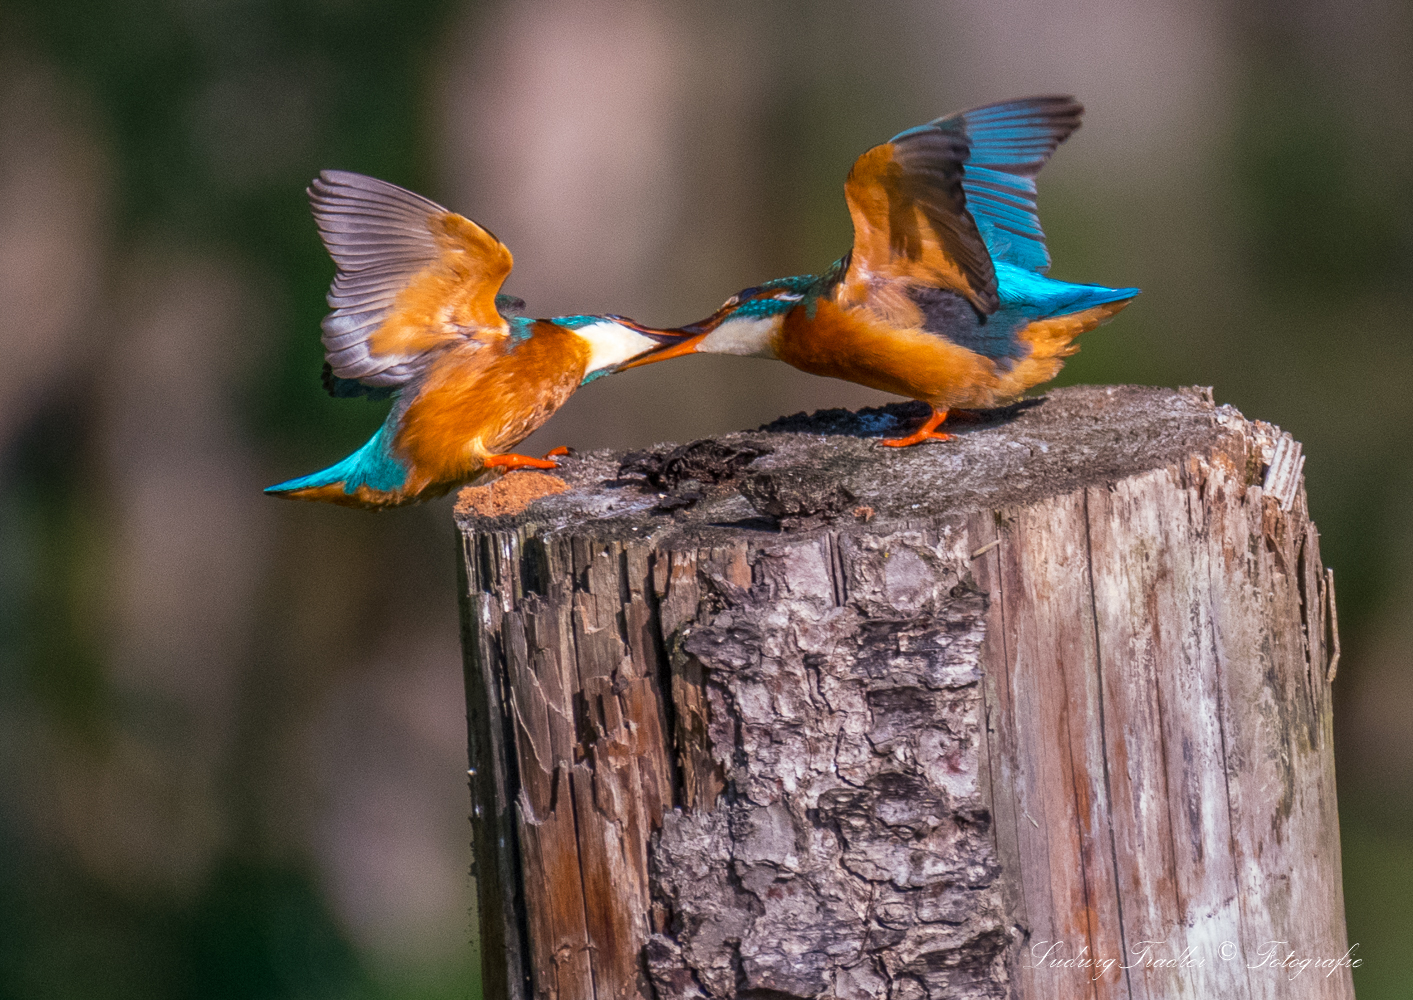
[391,324,590,494]
[776,298,1005,409]
[776,296,1133,412]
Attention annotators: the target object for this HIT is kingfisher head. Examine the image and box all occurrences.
[617,275,815,369]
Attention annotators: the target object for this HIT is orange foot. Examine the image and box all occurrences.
[881,407,954,447]
[483,446,574,472]
[484,453,561,471]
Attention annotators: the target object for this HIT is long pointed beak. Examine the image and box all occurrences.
[618,331,708,370]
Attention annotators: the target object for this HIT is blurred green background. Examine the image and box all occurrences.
[0,0,1408,997]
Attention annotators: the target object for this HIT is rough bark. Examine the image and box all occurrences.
[457,385,1352,1000]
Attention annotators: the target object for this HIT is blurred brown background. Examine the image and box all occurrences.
[0,0,1409,997]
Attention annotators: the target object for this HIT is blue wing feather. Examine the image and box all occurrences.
[903,96,1084,273]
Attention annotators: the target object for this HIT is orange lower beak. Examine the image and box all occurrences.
[618,331,707,371]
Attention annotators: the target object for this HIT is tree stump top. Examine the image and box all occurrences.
[456,382,1347,1000]
[455,385,1247,539]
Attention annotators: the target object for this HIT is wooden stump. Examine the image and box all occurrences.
[456,385,1352,1000]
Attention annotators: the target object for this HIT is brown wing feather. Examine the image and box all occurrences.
[312,171,513,389]
[841,130,999,316]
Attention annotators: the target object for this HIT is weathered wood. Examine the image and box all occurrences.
[457,385,1353,1000]
[459,541,532,1000]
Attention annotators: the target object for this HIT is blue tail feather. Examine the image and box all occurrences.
[265,420,408,497]
[995,260,1139,317]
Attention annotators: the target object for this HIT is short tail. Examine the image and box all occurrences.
[264,422,417,509]
[1042,280,1141,316]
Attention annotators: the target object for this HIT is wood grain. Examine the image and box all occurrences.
[457,386,1353,999]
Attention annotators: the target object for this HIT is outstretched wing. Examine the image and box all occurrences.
[936,96,1082,273]
[841,123,999,315]
[311,170,514,391]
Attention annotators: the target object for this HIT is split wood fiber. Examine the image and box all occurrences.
[456,385,1352,1000]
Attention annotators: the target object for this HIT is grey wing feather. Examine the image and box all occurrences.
[309,170,449,389]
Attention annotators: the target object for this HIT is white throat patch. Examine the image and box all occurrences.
[696,314,781,358]
[573,320,661,374]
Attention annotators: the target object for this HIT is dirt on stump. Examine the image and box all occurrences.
[454,472,568,518]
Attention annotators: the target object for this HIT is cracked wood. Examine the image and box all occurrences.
[457,385,1352,1000]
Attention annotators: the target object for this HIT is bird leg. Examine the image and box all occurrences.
[484,453,561,471]
[482,446,574,472]
[881,407,955,447]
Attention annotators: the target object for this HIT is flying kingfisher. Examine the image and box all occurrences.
[265,171,677,509]
[619,96,1139,446]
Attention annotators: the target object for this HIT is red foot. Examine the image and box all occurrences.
[484,453,561,471]
[881,408,955,448]
[542,446,571,459]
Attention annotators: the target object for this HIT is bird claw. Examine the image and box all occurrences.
[484,446,576,472]
[484,453,562,471]
[879,407,954,447]
[880,430,955,448]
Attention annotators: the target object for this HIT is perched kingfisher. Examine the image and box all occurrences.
[265,171,677,508]
[620,96,1139,446]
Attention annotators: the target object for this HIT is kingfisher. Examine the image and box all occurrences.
[619,96,1139,446]
[265,170,678,508]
